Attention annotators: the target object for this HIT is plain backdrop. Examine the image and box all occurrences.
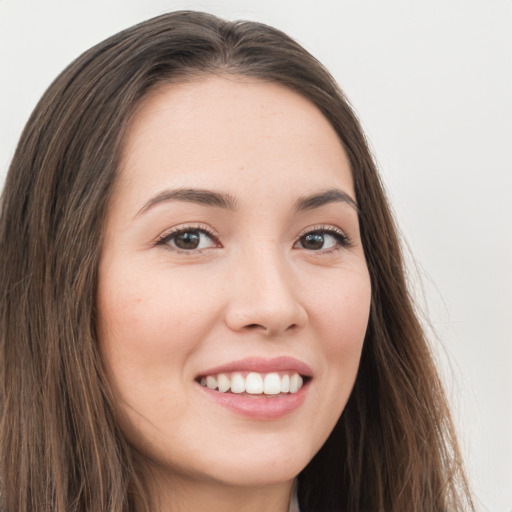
[1,1,511,510]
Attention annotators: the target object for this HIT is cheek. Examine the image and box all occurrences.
[307,266,371,415]
[311,265,371,348]
[97,267,218,367]
[96,269,218,440]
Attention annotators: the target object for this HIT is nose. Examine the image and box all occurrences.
[224,248,308,337]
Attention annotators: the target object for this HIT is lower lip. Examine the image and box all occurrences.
[197,381,310,420]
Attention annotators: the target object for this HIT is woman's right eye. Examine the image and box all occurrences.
[157,227,218,252]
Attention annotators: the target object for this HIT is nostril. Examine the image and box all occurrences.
[246,323,263,330]
[243,322,300,335]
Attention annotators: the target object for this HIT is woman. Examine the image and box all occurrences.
[0,11,474,512]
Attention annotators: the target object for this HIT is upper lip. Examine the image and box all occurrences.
[197,356,313,378]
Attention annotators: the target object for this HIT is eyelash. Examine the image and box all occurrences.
[155,224,352,254]
[295,225,352,253]
[155,224,219,253]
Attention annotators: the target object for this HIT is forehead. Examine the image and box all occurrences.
[117,76,353,206]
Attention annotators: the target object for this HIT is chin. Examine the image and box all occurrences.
[206,459,305,488]
[196,443,312,487]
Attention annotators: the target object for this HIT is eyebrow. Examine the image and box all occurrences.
[136,186,358,218]
[294,188,359,213]
[136,188,239,217]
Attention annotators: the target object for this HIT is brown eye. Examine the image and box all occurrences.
[174,231,201,250]
[160,228,217,252]
[296,229,349,251]
[300,232,326,250]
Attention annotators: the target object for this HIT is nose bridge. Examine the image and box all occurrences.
[225,243,307,335]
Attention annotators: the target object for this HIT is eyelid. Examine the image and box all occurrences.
[153,223,352,254]
[155,223,221,252]
[294,224,352,250]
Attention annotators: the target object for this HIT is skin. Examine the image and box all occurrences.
[97,76,372,512]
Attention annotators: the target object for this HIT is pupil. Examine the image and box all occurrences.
[176,232,200,249]
[302,232,324,250]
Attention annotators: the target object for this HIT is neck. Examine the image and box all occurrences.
[138,470,295,512]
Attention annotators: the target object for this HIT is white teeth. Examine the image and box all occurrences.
[289,373,303,393]
[230,372,245,394]
[206,375,217,390]
[245,372,264,394]
[217,373,230,393]
[281,374,290,393]
[199,371,305,395]
[263,373,281,395]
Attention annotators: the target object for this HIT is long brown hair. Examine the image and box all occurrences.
[0,11,473,511]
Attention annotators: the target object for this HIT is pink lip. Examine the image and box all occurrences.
[197,356,313,378]
[196,356,313,420]
[197,380,310,420]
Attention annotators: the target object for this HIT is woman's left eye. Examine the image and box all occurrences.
[157,228,218,252]
[295,229,349,251]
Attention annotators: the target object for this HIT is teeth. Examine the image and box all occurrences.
[290,373,303,393]
[230,372,245,394]
[199,371,305,395]
[217,373,230,393]
[281,374,290,393]
[206,375,217,390]
[245,372,264,394]
[263,373,281,395]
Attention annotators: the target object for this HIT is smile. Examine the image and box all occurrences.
[198,371,304,395]
[196,357,312,419]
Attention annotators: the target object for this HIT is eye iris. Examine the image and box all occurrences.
[174,231,200,250]
[302,232,324,250]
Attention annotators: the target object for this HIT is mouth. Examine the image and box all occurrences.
[196,370,310,396]
[195,357,313,419]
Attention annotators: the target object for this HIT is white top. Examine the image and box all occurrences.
[288,480,300,512]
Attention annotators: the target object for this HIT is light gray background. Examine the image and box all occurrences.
[1,1,511,510]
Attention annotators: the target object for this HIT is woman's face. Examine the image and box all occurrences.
[97,76,371,488]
